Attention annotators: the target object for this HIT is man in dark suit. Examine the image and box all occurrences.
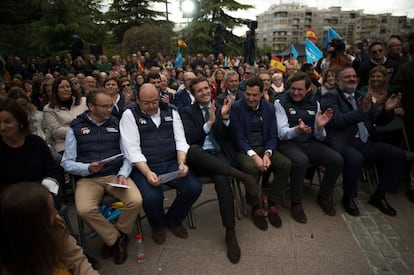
[321,67,405,217]
[230,77,291,231]
[174,71,195,111]
[180,77,259,264]
[216,70,244,106]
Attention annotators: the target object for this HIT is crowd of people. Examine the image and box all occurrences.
[1,31,413,273]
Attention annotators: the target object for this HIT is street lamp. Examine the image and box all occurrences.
[180,0,199,18]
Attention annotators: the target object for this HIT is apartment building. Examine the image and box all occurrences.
[256,3,413,52]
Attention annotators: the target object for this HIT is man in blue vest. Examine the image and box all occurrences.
[61,88,142,265]
[120,83,202,245]
[275,72,344,223]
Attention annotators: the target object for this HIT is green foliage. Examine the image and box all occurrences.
[105,0,166,41]
[0,0,104,59]
[181,0,253,55]
[122,23,168,56]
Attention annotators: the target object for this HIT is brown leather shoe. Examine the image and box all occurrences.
[113,233,129,264]
[152,229,166,245]
[225,229,241,264]
[317,197,336,216]
[268,205,282,228]
[168,223,189,239]
[290,204,307,224]
[252,208,268,230]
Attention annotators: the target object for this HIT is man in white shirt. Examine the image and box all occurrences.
[119,83,202,245]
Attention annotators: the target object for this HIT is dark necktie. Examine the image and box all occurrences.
[202,107,222,152]
[348,95,369,143]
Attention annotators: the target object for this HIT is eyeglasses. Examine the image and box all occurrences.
[92,103,114,109]
[122,84,131,88]
[371,49,384,54]
[390,44,402,48]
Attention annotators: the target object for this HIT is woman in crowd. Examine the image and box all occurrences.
[7,87,51,144]
[43,77,87,154]
[271,72,285,94]
[211,67,226,98]
[358,65,392,107]
[134,71,145,93]
[104,75,126,118]
[0,97,61,192]
[0,182,98,275]
[39,78,54,110]
[318,67,337,96]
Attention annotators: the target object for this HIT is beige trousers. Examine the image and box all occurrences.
[75,175,142,246]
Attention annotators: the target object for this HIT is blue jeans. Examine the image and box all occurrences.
[131,160,202,230]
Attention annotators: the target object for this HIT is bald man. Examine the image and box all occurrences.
[119,84,202,245]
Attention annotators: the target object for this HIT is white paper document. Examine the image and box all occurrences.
[106,182,130,189]
[100,153,123,164]
[158,170,181,184]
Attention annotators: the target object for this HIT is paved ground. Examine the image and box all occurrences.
[65,176,414,275]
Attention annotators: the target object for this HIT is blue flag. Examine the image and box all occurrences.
[175,48,182,68]
[323,27,342,48]
[305,39,323,63]
[291,45,298,59]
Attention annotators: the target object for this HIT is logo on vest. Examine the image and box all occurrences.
[80,127,90,135]
[288,108,296,115]
[106,127,118,133]
[138,118,147,125]
[307,110,315,115]
[164,116,173,122]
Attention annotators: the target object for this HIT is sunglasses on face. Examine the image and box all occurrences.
[371,49,384,54]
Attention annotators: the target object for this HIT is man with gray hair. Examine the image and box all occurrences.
[217,70,244,106]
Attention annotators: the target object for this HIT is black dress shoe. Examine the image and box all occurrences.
[289,204,307,224]
[251,208,268,230]
[225,229,241,264]
[407,189,414,203]
[113,232,129,264]
[341,197,360,216]
[369,196,397,217]
[268,205,282,228]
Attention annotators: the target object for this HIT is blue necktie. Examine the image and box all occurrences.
[348,95,369,143]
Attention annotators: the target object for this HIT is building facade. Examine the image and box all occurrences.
[256,3,413,52]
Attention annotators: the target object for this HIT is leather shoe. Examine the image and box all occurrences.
[369,196,397,217]
[167,223,189,239]
[252,208,268,230]
[113,232,129,264]
[267,205,282,228]
[317,197,336,216]
[152,229,166,245]
[341,197,360,216]
[290,204,307,223]
[225,229,241,264]
[407,189,414,203]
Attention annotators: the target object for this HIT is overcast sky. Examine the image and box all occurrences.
[104,0,414,36]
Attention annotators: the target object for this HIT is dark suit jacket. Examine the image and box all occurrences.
[216,89,244,107]
[230,98,277,153]
[174,89,192,111]
[180,103,237,164]
[320,88,394,151]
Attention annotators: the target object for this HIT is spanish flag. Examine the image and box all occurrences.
[306,29,318,42]
[178,38,187,49]
[224,56,234,68]
[270,56,286,74]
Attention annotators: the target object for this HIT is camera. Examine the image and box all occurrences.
[327,39,345,57]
